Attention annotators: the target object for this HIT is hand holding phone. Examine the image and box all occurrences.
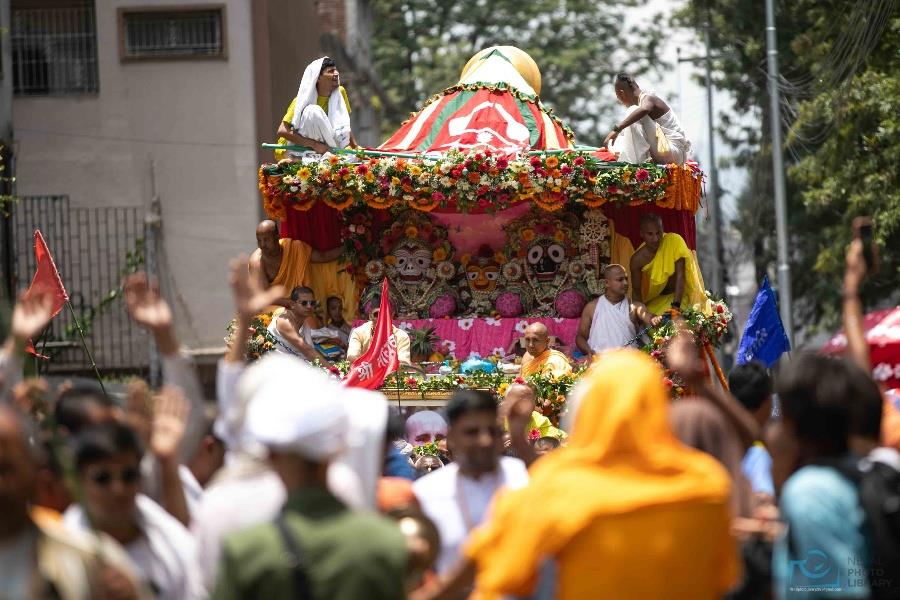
[852,216,878,274]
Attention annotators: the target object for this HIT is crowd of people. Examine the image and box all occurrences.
[0,230,896,599]
[1,55,897,600]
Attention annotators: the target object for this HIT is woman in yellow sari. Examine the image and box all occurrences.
[464,349,740,599]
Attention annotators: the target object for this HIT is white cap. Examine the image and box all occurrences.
[244,354,350,462]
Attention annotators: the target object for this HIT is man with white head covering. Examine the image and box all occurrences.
[195,352,384,592]
[212,358,406,600]
[274,57,357,158]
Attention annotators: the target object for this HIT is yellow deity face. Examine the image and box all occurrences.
[466,264,500,292]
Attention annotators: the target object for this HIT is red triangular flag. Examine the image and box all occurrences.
[343,279,399,389]
[23,230,69,356]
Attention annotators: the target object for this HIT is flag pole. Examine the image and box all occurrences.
[65,300,107,398]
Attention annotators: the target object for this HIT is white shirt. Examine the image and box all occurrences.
[0,527,35,600]
[64,494,201,600]
[413,457,529,574]
[192,464,287,594]
[179,465,204,520]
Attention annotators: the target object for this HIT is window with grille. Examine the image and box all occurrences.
[11,7,99,96]
[119,7,226,60]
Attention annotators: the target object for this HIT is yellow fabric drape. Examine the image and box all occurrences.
[520,349,572,378]
[527,411,566,440]
[465,350,738,599]
[639,232,707,315]
[272,238,312,292]
[305,261,359,324]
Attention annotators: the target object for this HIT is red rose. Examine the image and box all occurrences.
[514,376,525,384]
[573,156,585,166]
[716,305,724,314]
[560,165,573,175]
[530,156,542,168]
[353,239,363,250]
[431,191,445,202]
[607,185,619,195]
[635,168,650,182]
[474,153,484,162]
[496,158,509,170]
[355,164,368,175]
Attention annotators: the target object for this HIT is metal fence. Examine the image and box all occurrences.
[13,196,148,376]
[11,7,99,95]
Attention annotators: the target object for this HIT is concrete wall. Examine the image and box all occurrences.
[12,0,322,351]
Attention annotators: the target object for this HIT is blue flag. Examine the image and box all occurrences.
[736,275,791,367]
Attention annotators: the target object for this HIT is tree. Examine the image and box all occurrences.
[371,0,662,141]
[678,0,899,337]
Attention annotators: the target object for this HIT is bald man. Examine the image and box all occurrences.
[576,264,660,357]
[519,323,572,378]
[248,220,343,293]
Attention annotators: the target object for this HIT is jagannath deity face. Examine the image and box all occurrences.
[526,242,566,281]
[393,241,432,285]
[466,264,500,292]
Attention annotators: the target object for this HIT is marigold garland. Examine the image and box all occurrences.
[259,149,704,221]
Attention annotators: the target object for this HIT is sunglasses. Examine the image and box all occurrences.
[297,300,318,307]
[88,467,141,487]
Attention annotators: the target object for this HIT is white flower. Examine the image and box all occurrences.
[467,351,482,360]
[458,318,474,331]
[514,319,530,334]
[441,340,457,358]
[484,317,502,327]
[552,317,565,323]
[491,347,505,356]
[398,322,414,331]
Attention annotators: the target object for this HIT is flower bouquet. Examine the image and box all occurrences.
[224,313,277,360]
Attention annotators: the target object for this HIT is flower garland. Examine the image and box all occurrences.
[224,313,277,360]
[259,149,683,220]
[642,293,732,354]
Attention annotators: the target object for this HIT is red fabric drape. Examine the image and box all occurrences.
[602,204,697,251]
[281,200,697,252]
[281,202,344,250]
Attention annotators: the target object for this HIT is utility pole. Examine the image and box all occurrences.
[677,21,724,298]
[765,0,794,346]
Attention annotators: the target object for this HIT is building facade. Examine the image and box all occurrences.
[3,0,374,362]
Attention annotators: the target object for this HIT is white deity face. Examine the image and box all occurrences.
[393,242,432,285]
[405,410,448,446]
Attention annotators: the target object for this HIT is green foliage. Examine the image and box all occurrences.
[679,1,899,334]
[409,325,439,358]
[371,0,662,140]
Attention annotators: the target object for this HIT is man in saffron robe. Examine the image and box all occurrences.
[248,220,342,302]
[629,213,706,318]
[519,323,571,379]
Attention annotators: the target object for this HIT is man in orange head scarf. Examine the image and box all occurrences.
[464,349,740,599]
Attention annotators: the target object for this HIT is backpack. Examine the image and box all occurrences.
[828,456,900,600]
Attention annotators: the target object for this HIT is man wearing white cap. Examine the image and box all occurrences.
[274,57,357,157]
[211,357,407,600]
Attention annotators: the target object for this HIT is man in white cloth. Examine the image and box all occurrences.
[346,293,411,364]
[413,390,528,576]
[576,264,662,357]
[603,73,692,165]
[275,57,356,156]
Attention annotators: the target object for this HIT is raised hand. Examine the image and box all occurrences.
[10,291,56,344]
[123,273,173,333]
[229,255,284,319]
[149,386,190,462]
[665,318,704,385]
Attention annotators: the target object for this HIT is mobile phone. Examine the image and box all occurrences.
[852,216,878,273]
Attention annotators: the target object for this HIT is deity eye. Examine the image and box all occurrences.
[547,244,565,263]
[485,271,499,280]
[527,246,544,265]
[467,271,479,280]
[396,256,408,268]
[415,256,430,269]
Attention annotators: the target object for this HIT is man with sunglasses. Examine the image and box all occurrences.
[63,422,201,599]
[269,286,330,363]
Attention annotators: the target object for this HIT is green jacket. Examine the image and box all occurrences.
[213,487,407,600]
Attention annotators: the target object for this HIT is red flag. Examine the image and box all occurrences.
[23,230,69,356]
[343,279,399,389]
